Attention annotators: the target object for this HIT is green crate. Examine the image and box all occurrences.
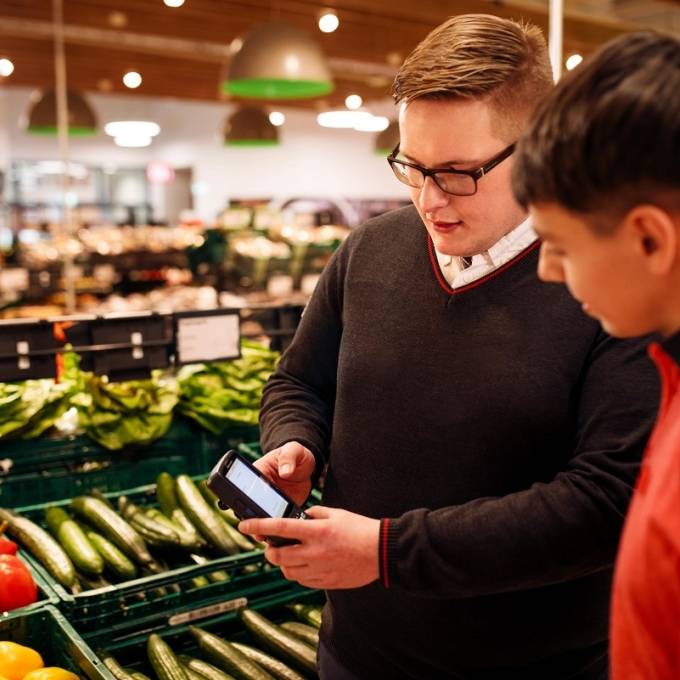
[0,605,115,679]
[237,442,323,504]
[89,583,324,670]
[0,419,215,507]
[15,481,285,635]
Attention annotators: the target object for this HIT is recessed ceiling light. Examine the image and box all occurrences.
[164,0,185,6]
[269,111,286,126]
[104,121,160,137]
[318,11,339,33]
[317,110,373,129]
[114,135,152,148]
[108,11,127,28]
[0,58,15,77]
[566,54,583,71]
[123,71,142,89]
[345,94,362,110]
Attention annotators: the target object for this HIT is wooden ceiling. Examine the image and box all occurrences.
[0,0,650,109]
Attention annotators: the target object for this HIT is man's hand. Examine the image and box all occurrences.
[239,506,380,590]
[254,441,316,506]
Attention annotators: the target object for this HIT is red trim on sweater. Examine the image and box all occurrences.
[426,234,541,295]
[381,519,390,588]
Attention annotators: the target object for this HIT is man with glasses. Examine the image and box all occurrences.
[239,14,658,680]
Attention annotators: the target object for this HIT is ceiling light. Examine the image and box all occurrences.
[0,58,15,77]
[164,0,185,6]
[354,115,389,132]
[114,135,152,148]
[26,89,98,136]
[224,106,279,146]
[108,11,127,28]
[224,21,333,99]
[566,54,583,71]
[374,120,399,155]
[318,11,339,33]
[345,94,362,110]
[104,121,160,137]
[269,111,286,126]
[317,110,373,129]
[123,71,142,89]
[345,94,364,111]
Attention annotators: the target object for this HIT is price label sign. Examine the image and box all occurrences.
[174,309,241,365]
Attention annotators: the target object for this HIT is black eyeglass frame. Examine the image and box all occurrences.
[387,142,516,196]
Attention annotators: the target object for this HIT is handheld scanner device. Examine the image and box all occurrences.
[207,449,307,547]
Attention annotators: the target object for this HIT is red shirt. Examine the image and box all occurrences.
[611,335,680,680]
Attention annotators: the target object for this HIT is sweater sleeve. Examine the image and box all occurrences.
[380,331,660,597]
[258,229,354,482]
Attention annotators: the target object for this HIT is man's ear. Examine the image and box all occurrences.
[624,205,678,275]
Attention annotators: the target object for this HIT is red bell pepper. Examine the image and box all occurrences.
[0,554,38,612]
[0,520,18,555]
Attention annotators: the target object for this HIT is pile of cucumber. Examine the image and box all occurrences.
[0,473,264,593]
[101,603,323,680]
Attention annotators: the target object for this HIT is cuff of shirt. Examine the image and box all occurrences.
[379,518,399,588]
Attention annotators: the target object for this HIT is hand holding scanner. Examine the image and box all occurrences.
[207,449,308,547]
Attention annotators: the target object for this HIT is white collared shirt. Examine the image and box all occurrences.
[434,217,538,288]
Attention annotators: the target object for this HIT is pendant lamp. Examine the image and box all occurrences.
[224,21,333,99]
[27,88,98,136]
[224,106,279,146]
[374,120,399,155]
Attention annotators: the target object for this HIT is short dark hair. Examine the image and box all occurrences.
[512,31,680,232]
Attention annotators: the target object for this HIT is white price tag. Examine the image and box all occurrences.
[176,312,240,364]
[168,597,248,626]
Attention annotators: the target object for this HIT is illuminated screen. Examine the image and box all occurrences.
[226,459,288,518]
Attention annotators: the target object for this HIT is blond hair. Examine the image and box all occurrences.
[393,14,553,140]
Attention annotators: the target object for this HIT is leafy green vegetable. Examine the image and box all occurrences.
[177,339,279,435]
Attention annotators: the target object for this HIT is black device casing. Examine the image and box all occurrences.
[207,449,307,547]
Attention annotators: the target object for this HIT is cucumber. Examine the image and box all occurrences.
[120,498,182,548]
[131,674,152,680]
[146,507,204,551]
[157,473,206,549]
[176,476,239,556]
[98,650,137,680]
[147,633,189,680]
[75,572,111,590]
[188,626,274,680]
[181,663,207,680]
[285,604,322,629]
[78,523,138,581]
[198,482,245,534]
[178,656,236,680]
[189,553,230,583]
[45,506,104,576]
[239,609,317,676]
[279,623,319,649]
[222,520,257,552]
[231,643,307,680]
[70,496,152,565]
[0,508,76,589]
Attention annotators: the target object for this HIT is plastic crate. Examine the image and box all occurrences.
[0,419,215,507]
[14,481,285,635]
[0,605,115,679]
[89,583,324,670]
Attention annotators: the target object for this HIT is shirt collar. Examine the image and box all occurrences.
[661,328,680,366]
[434,215,535,271]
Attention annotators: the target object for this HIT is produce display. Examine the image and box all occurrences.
[0,472,263,594]
[100,603,322,680]
[0,642,78,680]
[0,340,278,449]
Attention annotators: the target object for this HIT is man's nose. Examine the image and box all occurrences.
[418,176,450,214]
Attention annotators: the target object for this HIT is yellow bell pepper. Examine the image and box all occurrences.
[23,667,79,680]
[0,641,43,680]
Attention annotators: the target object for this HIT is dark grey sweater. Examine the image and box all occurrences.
[260,205,659,679]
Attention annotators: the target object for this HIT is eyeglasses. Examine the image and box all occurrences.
[387,142,516,196]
